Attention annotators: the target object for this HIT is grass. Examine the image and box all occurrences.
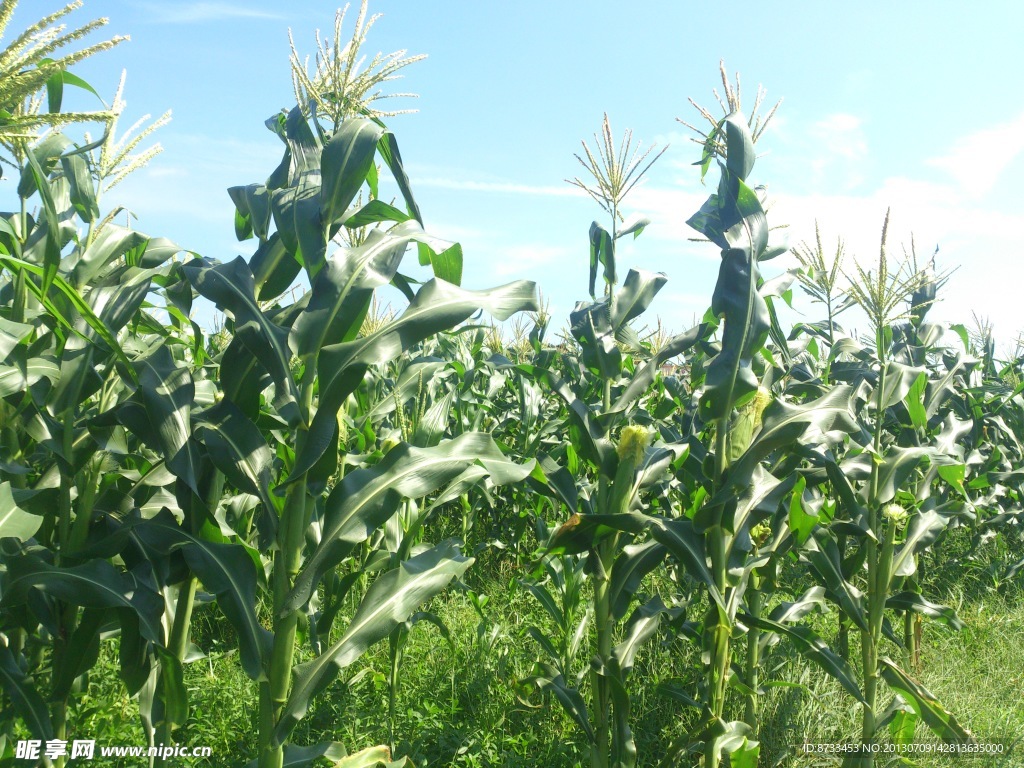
[65,533,1023,767]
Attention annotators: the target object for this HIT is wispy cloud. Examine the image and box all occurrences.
[414,177,585,197]
[138,3,284,24]
[926,111,1024,197]
[488,245,573,277]
[806,113,869,190]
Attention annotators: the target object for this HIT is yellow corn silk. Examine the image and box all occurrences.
[616,425,652,465]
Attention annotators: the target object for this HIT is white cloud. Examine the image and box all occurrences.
[486,245,574,278]
[145,167,187,179]
[926,111,1024,197]
[806,113,869,189]
[591,155,1024,343]
[139,3,284,23]
[625,185,713,250]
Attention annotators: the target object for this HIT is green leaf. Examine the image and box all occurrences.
[277,542,472,742]
[525,368,612,471]
[291,221,423,362]
[272,180,326,279]
[131,516,271,681]
[0,481,42,540]
[94,270,153,335]
[760,586,827,653]
[0,357,60,397]
[874,447,946,505]
[321,119,385,233]
[285,433,527,615]
[613,597,665,676]
[649,516,725,610]
[0,646,52,741]
[879,362,926,410]
[250,233,301,302]
[569,300,621,380]
[17,133,69,198]
[43,64,102,109]
[135,345,202,494]
[0,254,137,380]
[696,464,790,540]
[892,510,952,578]
[742,613,867,704]
[24,147,62,297]
[376,131,422,225]
[688,115,769,424]
[889,708,918,747]
[284,106,321,176]
[588,221,614,298]
[730,385,858,482]
[2,556,164,645]
[291,278,537,481]
[610,268,667,330]
[936,462,966,497]
[788,476,816,545]
[155,646,188,731]
[341,198,412,229]
[879,658,973,743]
[194,399,279,545]
[698,241,769,423]
[183,257,299,423]
[905,370,928,431]
[0,315,34,360]
[412,390,454,448]
[807,529,868,632]
[616,216,650,239]
[135,236,183,269]
[50,607,104,701]
[355,358,447,429]
[724,113,756,181]
[60,152,99,222]
[609,540,667,621]
[219,333,272,417]
[228,184,272,241]
[886,592,963,630]
[703,719,758,768]
[417,237,463,285]
[607,323,710,421]
[527,662,595,743]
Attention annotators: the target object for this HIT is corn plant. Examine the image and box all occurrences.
[545,71,872,767]
[160,11,538,766]
[0,11,198,765]
[671,101,852,765]
[516,113,690,768]
[787,214,974,766]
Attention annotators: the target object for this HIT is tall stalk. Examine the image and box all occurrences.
[859,334,889,753]
[564,114,665,768]
[259,376,315,768]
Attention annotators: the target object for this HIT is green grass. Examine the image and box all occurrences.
[67,538,1023,768]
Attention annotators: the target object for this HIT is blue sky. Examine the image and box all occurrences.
[7,1,1024,348]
